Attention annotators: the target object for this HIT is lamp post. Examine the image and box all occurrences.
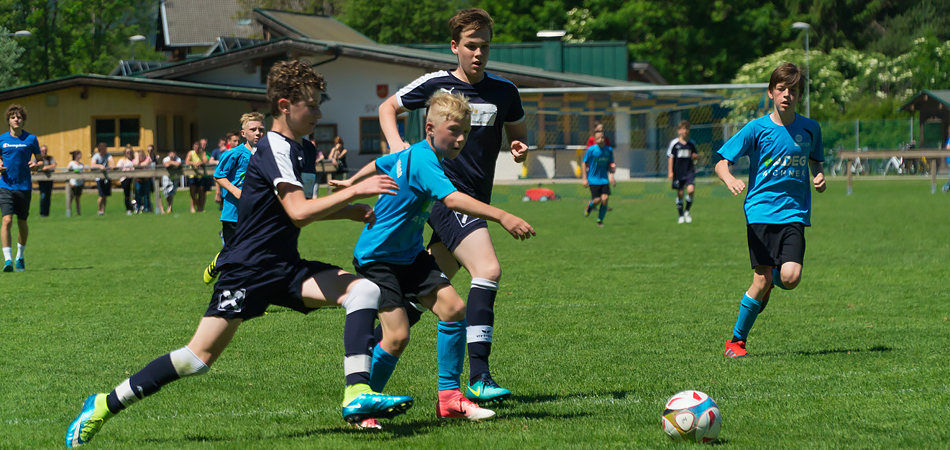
[129,35,146,60]
[792,22,811,118]
[3,30,31,38]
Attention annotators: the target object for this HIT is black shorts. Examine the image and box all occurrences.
[203,176,214,191]
[672,172,695,190]
[70,185,83,197]
[427,200,488,253]
[187,177,202,187]
[96,179,112,197]
[747,223,806,269]
[0,188,31,219]
[353,251,449,311]
[589,184,611,198]
[221,221,238,246]
[207,259,340,320]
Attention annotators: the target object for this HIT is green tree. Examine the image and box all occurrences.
[341,0,463,44]
[0,25,25,87]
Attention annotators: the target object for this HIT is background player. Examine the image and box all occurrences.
[667,120,699,223]
[65,61,412,448]
[377,8,529,403]
[203,112,266,284]
[582,131,615,227]
[0,104,43,272]
[715,62,826,358]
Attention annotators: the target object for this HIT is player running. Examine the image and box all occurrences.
[715,62,826,358]
[377,8,528,403]
[65,61,412,448]
[667,120,698,223]
[582,131,616,227]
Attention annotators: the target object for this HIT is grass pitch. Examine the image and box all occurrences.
[1,179,947,449]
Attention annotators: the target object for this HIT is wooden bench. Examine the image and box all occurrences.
[837,150,950,195]
[33,161,339,215]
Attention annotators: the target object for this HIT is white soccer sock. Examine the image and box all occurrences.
[15,243,24,260]
[2,247,10,262]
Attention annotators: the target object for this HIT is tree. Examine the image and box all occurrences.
[341,0,464,44]
[0,26,24,87]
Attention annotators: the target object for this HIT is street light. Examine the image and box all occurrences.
[129,35,146,60]
[3,30,31,38]
[792,22,811,118]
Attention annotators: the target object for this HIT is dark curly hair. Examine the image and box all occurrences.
[266,60,326,117]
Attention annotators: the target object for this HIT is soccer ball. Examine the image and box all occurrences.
[662,390,722,444]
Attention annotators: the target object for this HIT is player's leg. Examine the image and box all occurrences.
[684,182,695,223]
[66,316,236,448]
[585,185,599,217]
[203,222,235,284]
[372,306,411,392]
[773,223,805,291]
[188,181,198,213]
[725,224,778,358]
[676,188,685,222]
[597,192,609,225]
[0,213,12,271]
[299,268,413,422]
[419,284,495,421]
[14,218,27,271]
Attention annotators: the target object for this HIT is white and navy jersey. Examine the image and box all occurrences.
[216,131,316,269]
[667,139,698,178]
[396,70,525,203]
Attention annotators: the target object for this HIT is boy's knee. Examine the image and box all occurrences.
[382,333,410,356]
[443,299,466,322]
[473,264,501,283]
[782,274,801,290]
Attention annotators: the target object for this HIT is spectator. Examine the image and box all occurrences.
[328,136,348,180]
[135,148,155,213]
[37,145,56,217]
[67,151,84,217]
[90,143,115,216]
[116,145,136,215]
[185,142,207,212]
[160,150,182,214]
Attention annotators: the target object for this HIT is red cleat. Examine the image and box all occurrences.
[437,389,495,421]
[724,340,747,358]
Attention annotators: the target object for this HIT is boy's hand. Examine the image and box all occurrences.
[344,203,377,228]
[610,174,616,187]
[813,172,826,193]
[388,140,410,153]
[510,140,528,163]
[500,213,535,240]
[667,171,673,180]
[725,178,745,196]
[582,178,589,188]
[350,174,399,199]
[328,178,352,192]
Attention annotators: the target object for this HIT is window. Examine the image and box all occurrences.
[360,116,405,154]
[93,117,140,148]
[311,124,337,157]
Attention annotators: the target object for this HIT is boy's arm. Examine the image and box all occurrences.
[215,177,241,199]
[442,191,535,240]
[667,156,674,179]
[379,95,410,153]
[277,174,398,228]
[163,158,181,168]
[715,159,745,195]
[505,121,529,163]
[809,159,826,193]
[581,161,589,187]
[328,161,378,190]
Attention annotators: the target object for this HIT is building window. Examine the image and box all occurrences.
[360,116,405,154]
[94,117,140,148]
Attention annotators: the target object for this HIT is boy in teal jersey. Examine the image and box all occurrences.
[715,63,826,358]
[582,131,615,227]
[332,92,534,427]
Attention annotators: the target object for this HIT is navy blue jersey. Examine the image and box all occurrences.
[667,139,698,178]
[396,70,525,203]
[0,131,40,191]
[217,131,317,269]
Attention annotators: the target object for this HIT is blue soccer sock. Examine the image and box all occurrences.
[772,267,789,290]
[369,343,399,393]
[598,204,607,222]
[437,320,466,391]
[732,293,763,342]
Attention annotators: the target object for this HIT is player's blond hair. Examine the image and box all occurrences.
[240,112,265,129]
[426,91,472,126]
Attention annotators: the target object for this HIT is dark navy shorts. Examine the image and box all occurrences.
[207,259,340,320]
[96,179,112,197]
[0,188,31,219]
[353,251,449,311]
[671,172,695,190]
[589,184,611,198]
[747,223,806,269]
[427,200,488,253]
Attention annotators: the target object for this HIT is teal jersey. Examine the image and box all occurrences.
[213,143,254,223]
[717,113,824,225]
[353,140,457,265]
[583,144,613,185]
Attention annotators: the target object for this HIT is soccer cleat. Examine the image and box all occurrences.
[584,205,592,217]
[466,373,511,404]
[202,253,220,285]
[439,389,496,421]
[684,211,692,223]
[596,221,604,227]
[14,258,24,272]
[677,215,685,224]
[3,260,12,272]
[65,393,114,448]
[341,392,413,423]
[724,340,747,358]
[353,418,383,431]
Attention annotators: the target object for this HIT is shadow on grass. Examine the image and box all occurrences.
[284,418,442,439]
[512,390,634,406]
[47,266,95,271]
[759,345,893,357]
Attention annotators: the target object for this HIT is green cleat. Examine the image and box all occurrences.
[342,392,413,423]
[65,394,114,448]
[203,252,220,285]
[465,373,512,403]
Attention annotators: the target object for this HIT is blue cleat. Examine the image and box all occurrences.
[65,394,114,448]
[466,373,512,403]
[14,258,24,272]
[342,392,413,423]
[2,260,11,272]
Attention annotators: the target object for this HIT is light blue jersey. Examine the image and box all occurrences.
[583,144,613,185]
[353,140,457,265]
[213,143,254,223]
[0,131,40,191]
[717,113,824,225]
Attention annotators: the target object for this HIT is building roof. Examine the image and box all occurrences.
[0,74,267,102]
[900,90,950,112]
[160,0,261,48]
[253,9,375,45]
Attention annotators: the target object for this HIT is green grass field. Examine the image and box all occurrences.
[1,179,948,449]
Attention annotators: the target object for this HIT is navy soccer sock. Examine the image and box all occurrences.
[106,347,208,414]
[685,194,693,211]
[676,197,684,216]
[598,204,607,222]
[342,280,380,387]
[467,278,498,382]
